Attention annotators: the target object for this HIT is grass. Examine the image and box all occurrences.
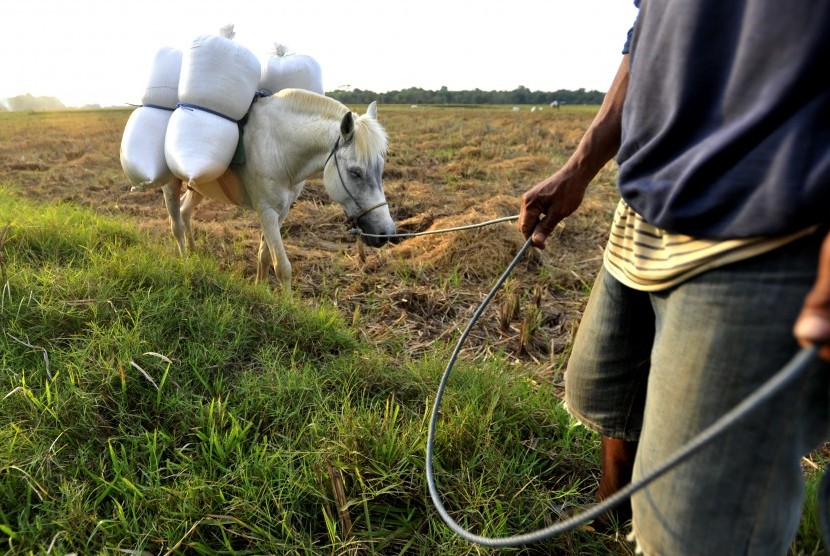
[0,190,629,554]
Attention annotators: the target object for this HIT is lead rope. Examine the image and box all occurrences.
[350,215,519,239]
[419,234,826,547]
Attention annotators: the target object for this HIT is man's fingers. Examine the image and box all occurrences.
[794,313,830,358]
[794,296,830,361]
[530,215,561,249]
[518,208,541,238]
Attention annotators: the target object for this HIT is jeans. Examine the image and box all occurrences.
[565,229,830,555]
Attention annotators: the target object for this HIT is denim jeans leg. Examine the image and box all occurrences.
[630,234,830,555]
[565,266,653,440]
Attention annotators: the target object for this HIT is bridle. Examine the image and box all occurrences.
[325,137,388,227]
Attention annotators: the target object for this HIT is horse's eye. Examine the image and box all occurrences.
[348,168,363,179]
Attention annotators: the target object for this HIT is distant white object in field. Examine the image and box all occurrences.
[550,100,560,109]
[512,106,520,112]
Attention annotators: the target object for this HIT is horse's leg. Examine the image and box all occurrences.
[180,187,204,254]
[256,231,272,282]
[253,180,305,289]
[257,207,292,292]
[162,180,187,256]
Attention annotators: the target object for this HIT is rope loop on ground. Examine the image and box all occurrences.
[424,234,824,547]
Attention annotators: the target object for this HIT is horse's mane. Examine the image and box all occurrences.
[352,112,388,166]
[272,89,387,164]
[274,88,346,119]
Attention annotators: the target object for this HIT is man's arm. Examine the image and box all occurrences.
[519,54,629,249]
[794,230,830,361]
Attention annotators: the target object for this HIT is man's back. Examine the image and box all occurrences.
[618,0,830,238]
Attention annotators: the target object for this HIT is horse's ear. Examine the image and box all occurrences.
[340,112,355,144]
[367,101,377,119]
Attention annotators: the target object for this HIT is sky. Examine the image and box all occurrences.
[1,0,638,108]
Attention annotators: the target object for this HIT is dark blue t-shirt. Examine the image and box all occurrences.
[617,0,830,238]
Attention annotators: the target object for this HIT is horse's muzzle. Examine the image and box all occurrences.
[356,215,395,247]
[361,230,393,248]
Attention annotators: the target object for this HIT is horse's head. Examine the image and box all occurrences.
[323,101,396,247]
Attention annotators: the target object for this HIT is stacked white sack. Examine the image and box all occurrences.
[259,44,324,95]
[165,34,260,185]
[142,46,182,109]
[120,47,183,189]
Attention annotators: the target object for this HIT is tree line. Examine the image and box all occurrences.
[0,94,66,111]
[327,85,605,106]
[0,87,604,112]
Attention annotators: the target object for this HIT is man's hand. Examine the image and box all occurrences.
[519,170,588,249]
[794,230,830,361]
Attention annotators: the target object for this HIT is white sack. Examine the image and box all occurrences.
[120,106,174,189]
[141,47,183,109]
[164,106,238,185]
[179,34,260,120]
[259,48,324,95]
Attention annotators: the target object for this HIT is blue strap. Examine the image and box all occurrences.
[176,102,238,123]
[174,95,264,166]
[230,93,268,166]
[142,104,176,112]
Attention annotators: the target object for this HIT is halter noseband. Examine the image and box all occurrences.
[325,137,388,226]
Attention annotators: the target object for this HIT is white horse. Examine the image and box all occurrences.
[160,88,396,290]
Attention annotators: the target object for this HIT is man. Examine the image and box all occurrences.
[519,1,830,554]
